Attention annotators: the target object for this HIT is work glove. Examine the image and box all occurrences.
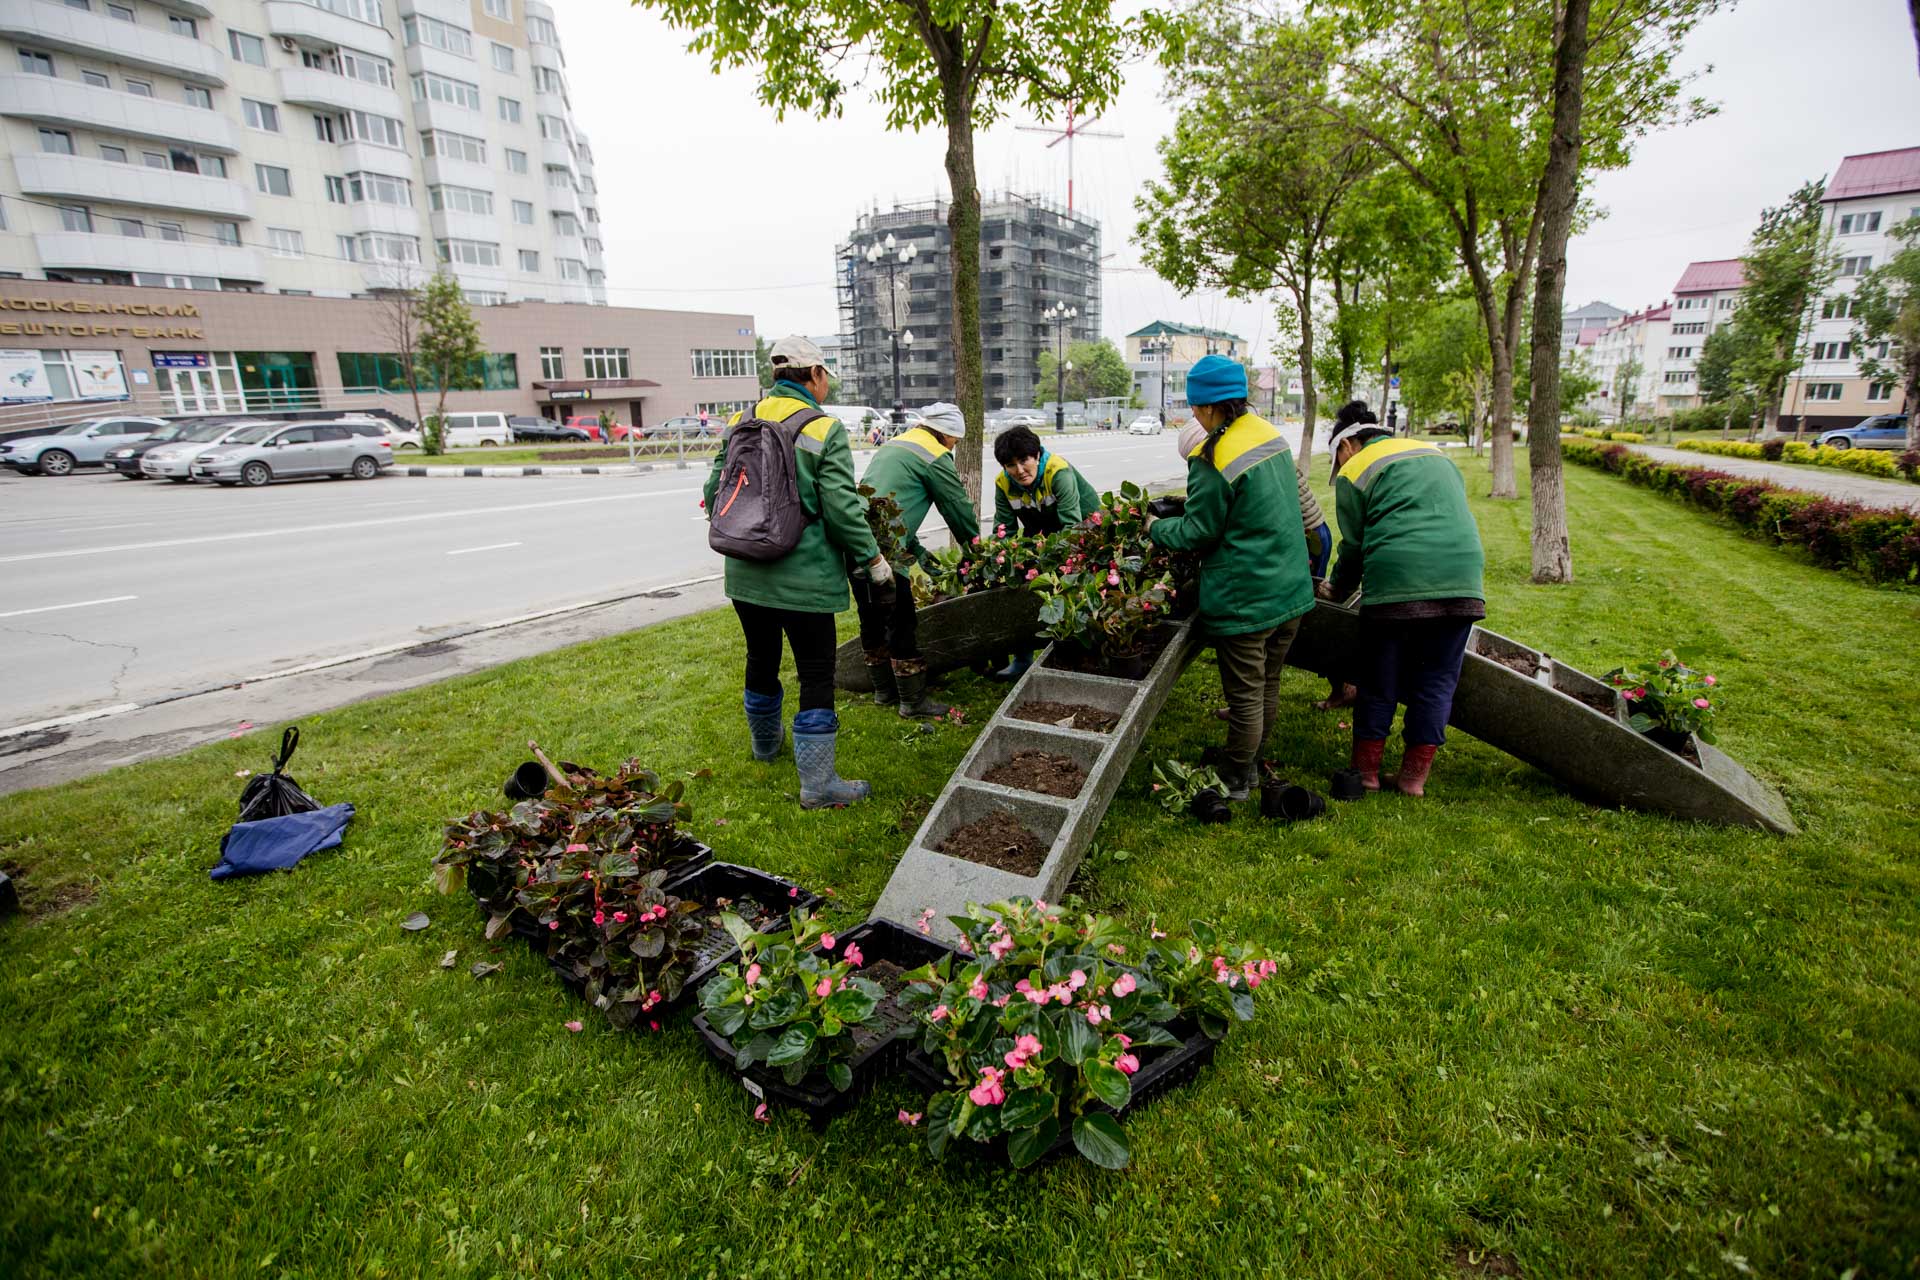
[867,557,897,607]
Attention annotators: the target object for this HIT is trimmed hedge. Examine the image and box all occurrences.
[1565,440,1920,584]
[1576,427,1648,443]
[1675,437,1916,482]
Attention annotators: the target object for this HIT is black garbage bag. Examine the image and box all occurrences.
[239,726,320,823]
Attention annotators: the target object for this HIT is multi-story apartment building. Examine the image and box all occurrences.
[835,192,1102,412]
[0,0,607,306]
[1655,259,1744,414]
[1581,301,1670,421]
[1560,299,1624,349]
[1125,320,1247,421]
[1781,145,1918,431]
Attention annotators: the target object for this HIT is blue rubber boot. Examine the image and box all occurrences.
[992,651,1033,681]
[792,709,870,809]
[744,688,784,762]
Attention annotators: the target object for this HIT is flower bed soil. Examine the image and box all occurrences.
[1489,652,1541,677]
[1008,700,1121,733]
[661,861,823,1005]
[1568,688,1619,717]
[936,812,1050,875]
[980,750,1089,799]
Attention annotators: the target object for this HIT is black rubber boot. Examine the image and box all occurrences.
[865,648,897,708]
[894,661,950,719]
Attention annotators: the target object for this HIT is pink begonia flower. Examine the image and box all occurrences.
[787,887,799,898]
[1033,900,1049,912]
[1090,512,1104,526]
[1112,972,1137,998]
[995,554,1006,564]
[1630,687,1647,700]
[989,936,1016,961]
[592,910,606,927]
[1152,929,1167,940]
[955,937,974,955]
[930,1004,950,1022]
[648,1020,660,1032]
[898,1110,922,1126]
[1108,944,1127,957]
[996,524,1007,536]
[566,844,588,853]
[815,977,833,998]
[821,933,836,950]
[1116,1053,1140,1076]
[992,994,1011,1008]
[547,921,560,931]
[1694,697,1711,709]
[1004,1034,1044,1069]
[1068,969,1088,991]
[1260,959,1278,977]
[1023,987,1049,1006]
[744,963,762,986]
[1115,1033,1132,1049]
[1107,571,1121,586]
[1188,945,1201,964]
[1085,1006,1104,1026]
[968,1067,1006,1106]
[1025,568,1039,581]
[753,1103,769,1124]
[564,1020,583,1033]
[612,911,628,924]
[844,943,864,967]
[968,975,989,1001]
[1704,674,1717,686]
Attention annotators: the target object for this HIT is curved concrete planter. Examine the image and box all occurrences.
[834,589,1041,692]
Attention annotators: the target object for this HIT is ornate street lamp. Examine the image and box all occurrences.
[1044,301,1078,433]
[867,233,919,429]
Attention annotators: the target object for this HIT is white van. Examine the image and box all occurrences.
[438,411,510,448]
[821,405,884,436]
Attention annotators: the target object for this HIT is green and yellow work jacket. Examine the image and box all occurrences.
[1327,437,1485,606]
[992,450,1101,537]
[1148,412,1314,637]
[703,382,879,614]
[861,426,980,562]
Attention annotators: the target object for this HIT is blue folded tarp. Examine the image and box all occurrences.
[211,802,355,881]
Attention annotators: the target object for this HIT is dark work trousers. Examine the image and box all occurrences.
[1213,618,1304,769]
[1351,617,1474,746]
[851,575,920,662]
[733,601,838,712]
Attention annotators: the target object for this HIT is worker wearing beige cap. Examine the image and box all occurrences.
[858,401,981,718]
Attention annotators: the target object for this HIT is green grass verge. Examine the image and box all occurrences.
[2,460,1916,1278]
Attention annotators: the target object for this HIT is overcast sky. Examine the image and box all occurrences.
[559,0,1920,363]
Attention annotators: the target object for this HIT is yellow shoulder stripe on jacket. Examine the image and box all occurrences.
[896,426,950,460]
[1209,413,1290,482]
[1337,437,1444,486]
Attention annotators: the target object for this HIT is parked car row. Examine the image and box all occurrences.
[0,413,397,486]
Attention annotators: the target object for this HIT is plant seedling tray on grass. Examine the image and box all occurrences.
[899,1018,1220,1164]
[692,919,955,1120]
[469,837,715,943]
[663,860,823,1005]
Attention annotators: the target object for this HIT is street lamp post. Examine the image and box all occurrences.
[1044,301,1078,433]
[1143,336,1172,424]
[866,233,918,430]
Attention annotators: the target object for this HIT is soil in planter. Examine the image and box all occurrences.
[981,749,1088,799]
[847,959,915,1053]
[1009,700,1120,734]
[937,812,1049,875]
[1485,651,1541,677]
[1567,688,1619,716]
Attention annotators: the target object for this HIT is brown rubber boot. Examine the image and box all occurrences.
[1393,744,1438,797]
[1315,683,1358,711]
[1351,738,1386,791]
[864,647,896,708]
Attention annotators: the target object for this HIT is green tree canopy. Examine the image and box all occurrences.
[1036,339,1131,406]
[1850,214,1920,450]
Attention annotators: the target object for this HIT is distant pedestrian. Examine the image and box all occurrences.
[699,408,710,434]
[988,425,1102,679]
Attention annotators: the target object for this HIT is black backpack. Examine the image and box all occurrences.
[708,408,823,562]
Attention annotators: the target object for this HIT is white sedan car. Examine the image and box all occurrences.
[1126,414,1164,435]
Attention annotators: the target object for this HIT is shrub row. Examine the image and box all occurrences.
[1576,427,1647,443]
[1676,437,1920,482]
[1564,440,1920,584]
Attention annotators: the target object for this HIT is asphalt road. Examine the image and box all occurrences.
[0,429,1200,734]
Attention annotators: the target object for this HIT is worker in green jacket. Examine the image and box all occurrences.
[988,424,1101,679]
[857,402,981,718]
[703,335,892,809]
[1318,423,1487,797]
[1146,356,1315,801]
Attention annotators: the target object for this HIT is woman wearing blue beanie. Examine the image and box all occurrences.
[1146,355,1315,801]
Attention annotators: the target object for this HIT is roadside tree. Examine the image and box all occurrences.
[1850,215,1920,451]
[1732,180,1837,438]
[1037,339,1132,407]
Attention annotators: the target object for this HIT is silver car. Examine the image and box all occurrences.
[0,416,165,475]
[194,420,394,486]
[139,419,278,482]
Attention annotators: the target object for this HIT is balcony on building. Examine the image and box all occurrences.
[529,39,564,75]
[420,153,495,193]
[0,0,227,85]
[13,151,252,219]
[427,208,498,244]
[261,0,389,53]
[35,230,264,282]
[0,72,238,152]
[345,201,422,238]
[276,66,403,118]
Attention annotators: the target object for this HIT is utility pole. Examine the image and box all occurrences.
[1015,104,1122,215]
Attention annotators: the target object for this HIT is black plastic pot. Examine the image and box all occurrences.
[1646,726,1693,756]
[1260,782,1326,822]
[0,868,17,916]
[468,836,715,946]
[1188,788,1233,824]
[1328,769,1368,802]
[663,861,824,1005]
[504,761,550,801]
[1145,496,1186,519]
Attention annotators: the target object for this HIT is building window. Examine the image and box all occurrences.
[695,400,755,418]
[1671,321,1705,335]
[213,221,240,246]
[544,165,573,190]
[82,69,110,87]
[38,128,74,154]
[256,164,291,196]
[483,0,510,19]
[268,227,304,258]
[435,238,500,267]
[125,77,151,96]
[314,113,337,142]
[337,232,420,264]
[1837,211,1882,235]
[430,184,493,215]
[99,144,127,163]
[1666,346,1694,360]
[498,97,521,123]
[343,110,405,149]
[344,170,411,206]
[337,351,518,392]
[1810,341,1853,361]
[402,14,472,58]
[556,257,584,281]
[326,175,347,203]
[107,3,133,20]
[228,30,265,65]
[527,15,557,44]
[183,84,212,108]
[412,72,481,111]
[539,346,563,379]
[58,204,91,232]
[18,49,54,76]
[1803,382,1844,401]
[421,129,486,163]
[167,13,195,37]
[464,290,507,306]
[491,41,515,71]
[1866,381,1894,402]
[533,67,563,96]
[1662,371,1693,385]
[551,212,579,237]
[1821,296,1855,320]
[537,111,567,140]
[512,199,533,225]
[1839,256,1872,278]
[155,221,184,242]
[505,148,528,174]
[308,46,395,87]
[581,347,629,380]
[519,249,540,272]
[243,99,280,132]
[116,216,146,238]
[690,348,756,379]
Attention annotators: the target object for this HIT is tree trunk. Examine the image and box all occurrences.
[1525,0,1589,585]
[1487,336,1517,496]
[941,84,985,525]
[1906,353,1920,451]
[1293,282,1318,477]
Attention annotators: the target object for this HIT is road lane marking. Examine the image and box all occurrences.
[0,487,701,565]
[56,521,153,534]
[446,541,522,556]
[0,594,139,620]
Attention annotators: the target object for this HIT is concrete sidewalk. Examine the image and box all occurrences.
[1621,443,1920,512]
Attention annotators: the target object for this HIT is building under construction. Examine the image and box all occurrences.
[835,193,1102,412]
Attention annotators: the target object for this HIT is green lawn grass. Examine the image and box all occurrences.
[2,459,1916,1278]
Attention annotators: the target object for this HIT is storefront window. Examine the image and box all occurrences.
[337,352,519,393]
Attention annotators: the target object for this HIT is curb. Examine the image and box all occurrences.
[393,461,700,477]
